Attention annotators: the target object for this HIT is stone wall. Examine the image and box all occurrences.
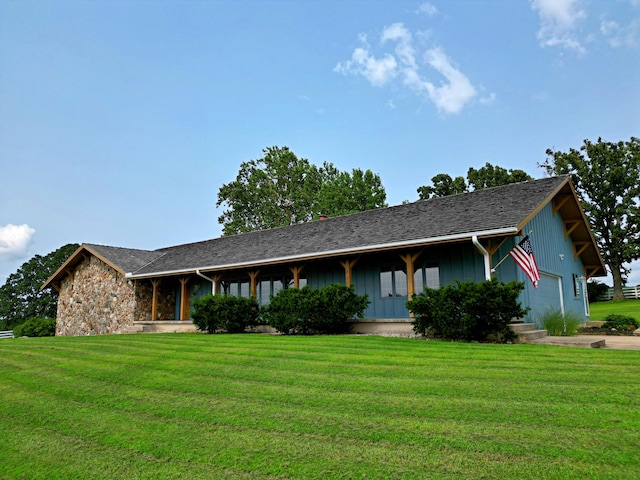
[56,256,137,336]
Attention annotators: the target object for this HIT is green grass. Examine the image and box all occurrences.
[589,299,640,322]
[1,334,639,479]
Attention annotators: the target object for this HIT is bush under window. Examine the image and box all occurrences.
[407,279,527,342]
[191,294,259,334]
[262,284,369,335]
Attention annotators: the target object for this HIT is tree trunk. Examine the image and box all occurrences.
[611,267,625,301]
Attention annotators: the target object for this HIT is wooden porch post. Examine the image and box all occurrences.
[151,279,161,321]
[340,258,359,286]
[248,270,260,298]
[399,252,421,300]
[289,265,304,288]
[179,277,190,321]
[211,274,223,295]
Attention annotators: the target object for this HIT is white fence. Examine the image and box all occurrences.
[601,285,640,301]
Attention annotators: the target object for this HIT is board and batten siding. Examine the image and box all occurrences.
[493,203,589,323]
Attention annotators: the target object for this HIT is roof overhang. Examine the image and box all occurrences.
[125,226,520,279]
[41,244,128,291]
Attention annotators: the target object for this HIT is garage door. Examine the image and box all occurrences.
[537,272,564,315]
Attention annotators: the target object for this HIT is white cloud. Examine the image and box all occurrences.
[0,224,36,260]
[422,48,478,114]
[416,2,438,17]
[601,18,639,47]
[333,34,398,87]
[335,23,482,115]
[479,92,497,105]
[530,0,587,54]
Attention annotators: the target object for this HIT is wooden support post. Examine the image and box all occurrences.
[289,265,304,288]
[211,274,223,295]
[339,258,359,286]
[179,277,190,321]
[248,270,260,298]
[399,252,421,300]
[151,279,161,321]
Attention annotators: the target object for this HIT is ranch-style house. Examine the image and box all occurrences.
[43,176,606,336]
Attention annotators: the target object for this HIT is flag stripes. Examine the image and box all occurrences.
[509,236,540,288]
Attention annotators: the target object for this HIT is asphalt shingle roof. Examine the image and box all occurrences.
[130,176,569,276]
[85,244,165,274]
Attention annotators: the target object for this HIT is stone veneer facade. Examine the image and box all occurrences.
[56,256,177,336]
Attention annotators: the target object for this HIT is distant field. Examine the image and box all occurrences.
[1,334,639,479]
[589,299,640,321]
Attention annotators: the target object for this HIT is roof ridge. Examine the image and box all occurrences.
[131,251,167,275]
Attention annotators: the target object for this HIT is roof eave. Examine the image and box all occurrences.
[126,226,520,279]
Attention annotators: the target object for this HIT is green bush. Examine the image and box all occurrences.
[262,284,369,335]
[13,317,56,337]
[407,279,527,342]
[538,309,582,336]
[602,314,639,331]
[191,294,259,334]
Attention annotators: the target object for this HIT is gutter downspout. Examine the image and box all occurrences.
[196,269,215,294]
[472,236,492,281]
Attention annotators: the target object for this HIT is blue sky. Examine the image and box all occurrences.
[1,0,639,286]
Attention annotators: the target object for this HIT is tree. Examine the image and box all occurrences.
[417,173,467,200]
[540,137,640,300]
[417,163,533,200]
[0,243,79,328]
[216,146,387,235]
[467,163,532,190]
[316,166,387,217]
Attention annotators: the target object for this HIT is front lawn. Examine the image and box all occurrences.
[589,299,640,322]
[1,334,638,479]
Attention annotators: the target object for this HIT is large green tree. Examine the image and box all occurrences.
[216,146,387,235]
[316,165,387,218]
[540,137,640,300]
[417,163,532,200]
[0,243,79,328]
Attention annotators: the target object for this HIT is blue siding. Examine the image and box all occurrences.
[494,203,589,322]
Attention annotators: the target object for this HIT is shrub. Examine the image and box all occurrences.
[538,309,582,336]
[13,317,56,337]
[602,314,639,331]
[191,294,259,334]
[262,284,369,335]
[407,279,527,342]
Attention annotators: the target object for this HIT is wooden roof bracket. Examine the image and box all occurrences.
[573,241,590,261]
[564,220,581,239]
[552,195,571,216]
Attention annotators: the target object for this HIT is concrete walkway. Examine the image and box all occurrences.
[529,334,640,350]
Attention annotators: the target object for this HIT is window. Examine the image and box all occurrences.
[573,274,581,298]
[259,279,271,305]
[414,265,440,293]
[380,266,408,297]
[380,267,394,297]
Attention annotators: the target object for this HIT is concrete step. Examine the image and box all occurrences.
[509,322,538,334]
[529,336,606,348]
[518,329,549,342]
[119,325,144,334]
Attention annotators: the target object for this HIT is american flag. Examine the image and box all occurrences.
[509,236,540,288]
